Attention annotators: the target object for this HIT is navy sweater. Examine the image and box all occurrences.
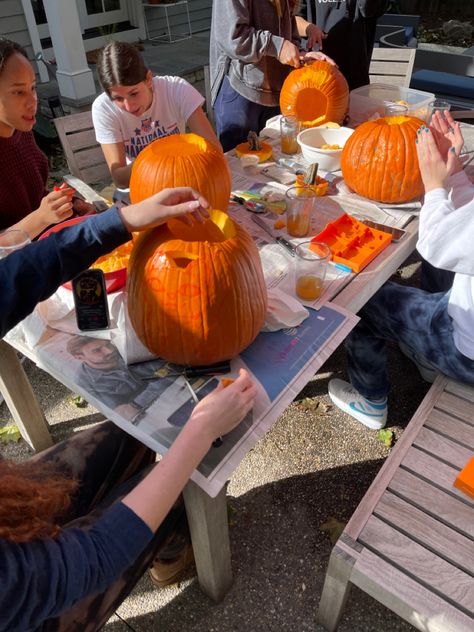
[0,209,154,631]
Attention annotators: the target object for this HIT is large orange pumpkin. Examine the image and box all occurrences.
[341,115,424,204]
[127,209,268,366]
[279,60,349,127]
[129,133,231,211]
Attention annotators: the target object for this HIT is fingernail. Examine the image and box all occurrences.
[189,200,200,209]
[415,139,418,144]
[417,129,421,134]
[450,147,456,153]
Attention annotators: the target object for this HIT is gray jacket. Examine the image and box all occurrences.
[210,0,300,107]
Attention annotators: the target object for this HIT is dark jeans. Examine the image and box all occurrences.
[31,422,189,632]
[346,282,474,400]
[213,76,280,152]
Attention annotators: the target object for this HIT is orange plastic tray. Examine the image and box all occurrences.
[454,456,474,499]
[310,213,393,273]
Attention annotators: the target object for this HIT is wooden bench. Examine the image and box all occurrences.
[317,375,474,631]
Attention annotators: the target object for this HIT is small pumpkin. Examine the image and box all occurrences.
[341,115,424,204]
[279,60,349,127]
[127,208,268,366]
[129,133,231,211]
[235,131,273,163]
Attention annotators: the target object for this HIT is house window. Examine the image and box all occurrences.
[85,0,121,14]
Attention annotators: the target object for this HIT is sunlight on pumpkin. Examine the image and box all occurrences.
[146,132,208,157]
[166,208,236,243]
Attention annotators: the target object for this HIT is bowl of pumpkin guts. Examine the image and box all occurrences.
[40,216,132,293]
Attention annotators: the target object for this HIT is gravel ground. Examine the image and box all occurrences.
[0,252,431,631]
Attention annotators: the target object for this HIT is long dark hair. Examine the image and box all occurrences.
[0,38,28,76]
[97,41,148,95]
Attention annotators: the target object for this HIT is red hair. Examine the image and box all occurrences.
[0,461,77,543]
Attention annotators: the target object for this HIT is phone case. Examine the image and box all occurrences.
[72,269,110,331]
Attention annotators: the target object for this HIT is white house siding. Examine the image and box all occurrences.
[0,0,34,57]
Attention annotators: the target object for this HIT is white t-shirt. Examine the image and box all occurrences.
[92,75,204,161]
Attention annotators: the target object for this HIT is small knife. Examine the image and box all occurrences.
[63,174,110,213]
[251,214,295,257]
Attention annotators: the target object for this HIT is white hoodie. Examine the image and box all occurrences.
[417,170,474,360]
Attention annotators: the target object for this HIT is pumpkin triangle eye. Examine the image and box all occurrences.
[165,252,198,269]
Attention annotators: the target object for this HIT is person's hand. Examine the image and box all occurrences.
[37,188,74,226]
[279,40,302,68]
[304,23,326,51]
[303,51,336,66]
[429,110,464,157]
[188,369,257,443]
[416,125,462,192]
[119,187,210,233]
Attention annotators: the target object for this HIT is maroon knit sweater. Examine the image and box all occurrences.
[0,130,48,231]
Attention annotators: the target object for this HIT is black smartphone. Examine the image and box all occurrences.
[72,269,110,331]
[361,220,406,243]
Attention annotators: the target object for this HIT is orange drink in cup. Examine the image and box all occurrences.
[294,241,331,301]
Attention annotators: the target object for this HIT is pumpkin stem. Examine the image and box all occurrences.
[304,162,319,185]
[247,131,262,152]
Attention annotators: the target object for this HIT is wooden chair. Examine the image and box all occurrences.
[317,375,474,632]
[53,111,111,186]
[369,47,416,87]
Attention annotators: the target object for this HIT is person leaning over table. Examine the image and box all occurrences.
[0,38,96,238]
[296,0,389,90]
[327,113,474,430]
[0,187,257,632]
[92,40,222,190]
[209,0,335,153]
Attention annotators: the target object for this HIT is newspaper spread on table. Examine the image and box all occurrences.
[8,300,358,497]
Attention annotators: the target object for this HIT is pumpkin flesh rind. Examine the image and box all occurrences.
[129,133,231,211]
[341,115,424,203]
[127,210,268,366]
[279,61,349,127]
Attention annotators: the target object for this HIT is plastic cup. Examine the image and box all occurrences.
[0,229,31,258]
[294,241,331,301]
[285,186,317,237]
[427,99,451,124]
[280,115,300,155]
[385,103,408,117]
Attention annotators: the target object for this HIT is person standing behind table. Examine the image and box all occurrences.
[0,38,74,237]
[296,1,389,90]
[92,41,222,190]
[327,118,474,430]
[210,0,335,153]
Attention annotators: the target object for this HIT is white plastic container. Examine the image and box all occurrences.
[349,84,435,125]
[297,127,354,171]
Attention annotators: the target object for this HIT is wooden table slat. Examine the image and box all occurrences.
[374,491,474,573]
[359,515,474,613]
[413,426,473,470]
[402,447,474,506]
[425,409,474,452]
[352,548,474,632]
[446,379,474,404]
[389,469,474,539]
[436,391,474,427]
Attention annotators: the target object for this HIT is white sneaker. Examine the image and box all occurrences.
[328,378,388,430]
[398,342,438,383]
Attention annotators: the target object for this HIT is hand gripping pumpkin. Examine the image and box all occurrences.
[129,133,231,211]
[341,114,424,204]
[279,60,349,128]
[127,209,268,366]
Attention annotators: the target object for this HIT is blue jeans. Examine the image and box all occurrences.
[346,282,474,400]
[214,76,280,152]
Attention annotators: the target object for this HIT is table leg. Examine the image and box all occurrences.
[182,479,233,602]
[0,340,52,451]
[316,544,354,631]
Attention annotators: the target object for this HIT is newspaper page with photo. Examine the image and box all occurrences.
[13,299,358,497]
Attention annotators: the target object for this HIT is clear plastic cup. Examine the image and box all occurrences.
[285,186,317,237]
[427,99,451,124]
[294,241,331,301]
[280,115,300,155]
[0,229,31,258]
